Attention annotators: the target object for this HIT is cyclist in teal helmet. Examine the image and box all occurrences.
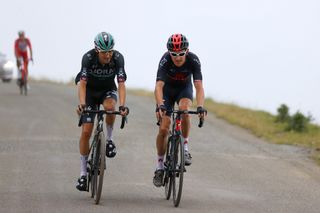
[94,32,114,51]
[74,32,129,191]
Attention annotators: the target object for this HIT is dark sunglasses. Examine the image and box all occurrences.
[169,50,187,57]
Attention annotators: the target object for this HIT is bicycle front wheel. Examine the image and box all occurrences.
[164,136,173,200]
[93,132,106,204]
[172,136,185,207]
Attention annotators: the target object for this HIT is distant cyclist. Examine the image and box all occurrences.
[153,34,207,187]
[75,32,129,191]
[14,30,33,82]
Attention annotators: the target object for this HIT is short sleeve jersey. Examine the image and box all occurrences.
[75,49,127,91]
[156,51,202,87]
[14,38,32,54]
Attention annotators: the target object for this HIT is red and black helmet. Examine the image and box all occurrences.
[166,34,189,52]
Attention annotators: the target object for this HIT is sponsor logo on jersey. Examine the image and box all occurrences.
[89,68,115,77]
[193,58,201,66]
[159,58,167,67]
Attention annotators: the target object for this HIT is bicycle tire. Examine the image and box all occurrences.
[19,81,23,95]
[24,79,27,96]
[94,132,106,204]
[172,136,184,207]
[164,136,173,200]
[90,137,98,198]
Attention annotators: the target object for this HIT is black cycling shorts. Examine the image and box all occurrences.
[81,89,118,123]
[163,84,193,116]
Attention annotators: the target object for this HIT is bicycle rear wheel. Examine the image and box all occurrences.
[19,80,23,95]
[23,79,27,96]
[93,132,106,204]
[164,136,173,200]
[172,136,185,207]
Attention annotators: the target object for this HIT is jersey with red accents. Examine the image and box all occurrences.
[15,38,32,55]
[156,51,202,87]
[75,49,127,91]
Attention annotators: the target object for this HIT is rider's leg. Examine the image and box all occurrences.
[102,98,116,140]
[102,96,117,158]
[179,98,192,144]
[156,116,171,170]
[79,123,94,176]
[179,98,193,166]
[16,58,21,84]
[153,116,170,187]
[23,55,29,75]
[23,56,30,89]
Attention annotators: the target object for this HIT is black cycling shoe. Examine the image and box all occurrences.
[106,140,117,158]
[76,175,87,191]
[153,169,164,187]
[184,151,192,166]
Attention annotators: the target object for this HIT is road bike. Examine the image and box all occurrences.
[161,110,203,207]
[78,109,127,204]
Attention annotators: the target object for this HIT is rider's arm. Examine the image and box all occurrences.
[191,53,204,107]
[118,82,126,107]
[14,40,19,58]
[78,80,86,105]
[26,39,33,60]
[115,52,127,107]
[194,80,205,107]
[154,80,165,106]
[155,53,169,107]
[78,54,90,106]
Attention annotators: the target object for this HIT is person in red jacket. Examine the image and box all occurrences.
[14,30,33,81]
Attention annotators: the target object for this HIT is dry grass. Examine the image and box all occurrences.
[205,98,320,163]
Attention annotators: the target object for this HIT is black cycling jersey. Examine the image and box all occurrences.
[156,51,202,87]
[75,49,127,91]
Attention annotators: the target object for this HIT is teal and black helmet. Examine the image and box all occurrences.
[94,32,114,51]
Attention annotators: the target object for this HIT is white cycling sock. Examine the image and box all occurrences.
[80,155,88,177]
[157,155,164,170]
[106,125,113,141]
[181,136,189,152]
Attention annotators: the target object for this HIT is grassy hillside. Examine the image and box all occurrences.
[205,98,320,163]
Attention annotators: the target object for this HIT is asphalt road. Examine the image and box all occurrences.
[1,81,320,213]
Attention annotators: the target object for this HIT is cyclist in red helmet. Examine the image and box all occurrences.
[153,33,207,187]
[14,30,33,84]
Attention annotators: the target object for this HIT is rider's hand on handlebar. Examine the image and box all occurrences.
[197,106,207,119]
[119,106,129,116]
[156,104,166,116]
[77,104,86,115]
[156,104,166,120]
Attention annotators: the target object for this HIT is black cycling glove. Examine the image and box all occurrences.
[156,104,166,112]
[197,106,207,115]
[119,106,129,115]
[78,104,86,113]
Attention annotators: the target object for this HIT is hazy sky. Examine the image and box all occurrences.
[1,0,320,122]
